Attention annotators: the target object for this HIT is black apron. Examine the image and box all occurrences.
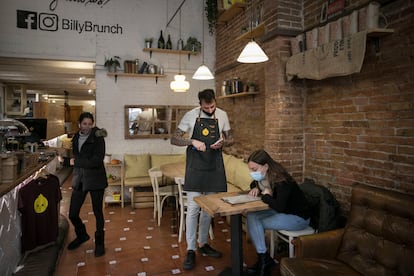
[184,112,227,192]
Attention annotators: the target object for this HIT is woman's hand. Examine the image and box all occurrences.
[262,188,272,196]
[70,158,75,166]
[249,187,260,197]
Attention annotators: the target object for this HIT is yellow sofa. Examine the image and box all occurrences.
[124,153,186,208]
[123,153,252,208]
[222,153,252,192]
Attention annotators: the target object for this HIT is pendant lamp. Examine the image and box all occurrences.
[237,0,268,63]
[170,8,190,92]
[237,40,269,63]
[192,1,214,80]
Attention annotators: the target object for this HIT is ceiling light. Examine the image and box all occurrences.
[88,89,93,93]
[170,8,190,92]
[237,0,269,64]
[193,64,214,80]
[193,2,214,80]
[237,40,269,63]
[78,76,87,84]
[170,74,190,92]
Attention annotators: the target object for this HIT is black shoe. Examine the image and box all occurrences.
[245,252,276,276]
[183,250,196,270]
[94,244,105,257]
[198,244,222,258]
[67,234,90,250]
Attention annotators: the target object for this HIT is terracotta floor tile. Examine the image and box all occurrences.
[56,174,281,275]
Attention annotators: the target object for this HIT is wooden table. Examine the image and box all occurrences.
[194,192,269,276]
[159,161,185,179]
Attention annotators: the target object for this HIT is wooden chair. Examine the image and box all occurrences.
[174,177,214,243]
[148,168,178,226]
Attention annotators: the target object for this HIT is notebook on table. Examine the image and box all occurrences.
[221,194,261,205]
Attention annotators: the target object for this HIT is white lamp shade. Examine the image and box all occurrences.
[170,74,190,92]
[192,64,214,80]
[237,41,269,63]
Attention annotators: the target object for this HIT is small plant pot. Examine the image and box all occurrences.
[107,64,117,73]
[145,42,152,48]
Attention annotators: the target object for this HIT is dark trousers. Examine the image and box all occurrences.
[69,188,105,234]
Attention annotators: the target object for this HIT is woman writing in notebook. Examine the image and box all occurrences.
[67,112,108,257]
[245,149,311,276]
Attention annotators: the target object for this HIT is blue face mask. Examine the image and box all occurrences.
[250,171,264,182]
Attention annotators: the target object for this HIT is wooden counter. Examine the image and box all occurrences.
[0,152,58,197]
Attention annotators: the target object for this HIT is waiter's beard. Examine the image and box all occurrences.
[202,109,216,117]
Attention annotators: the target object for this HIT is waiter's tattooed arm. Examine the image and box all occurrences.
[171,129,193,146]
[171,128,206,151]
[222,130,234,147]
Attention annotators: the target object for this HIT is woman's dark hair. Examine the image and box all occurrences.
[248,149,296,187]
[198,89,216,104]
[78,112,94,123]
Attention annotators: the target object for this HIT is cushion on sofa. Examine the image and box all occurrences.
[151,154,185,169]
[232,158,252,191]
[223,154,251,191]
[124,154,150,178]
[223,154,237,186]
[124,177,151,187]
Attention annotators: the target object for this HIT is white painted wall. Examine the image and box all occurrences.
[0,0,216,158]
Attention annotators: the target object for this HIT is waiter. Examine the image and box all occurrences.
[171,89,234,271]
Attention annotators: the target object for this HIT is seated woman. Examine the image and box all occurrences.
[245,149,311,276]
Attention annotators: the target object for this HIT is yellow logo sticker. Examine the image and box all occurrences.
[202,128,209,136]
[34,194,48,213]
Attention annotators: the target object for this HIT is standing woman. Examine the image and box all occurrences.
[67,112,108,257]
[245,150,311,275]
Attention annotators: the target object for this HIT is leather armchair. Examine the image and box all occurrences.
[280,184,414,276]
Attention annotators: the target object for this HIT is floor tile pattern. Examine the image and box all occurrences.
[56,175,281,275]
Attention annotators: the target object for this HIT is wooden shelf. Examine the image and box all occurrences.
[236,23,266,41]
[217,91,259,99]
[104,162,124,208]
[143,47,198,55]
[143,48,198,59]
[107,72,166,78]
[107,72,166,83]
[218,2,246,24]
[366,28,394,37]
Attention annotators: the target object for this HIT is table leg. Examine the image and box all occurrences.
[219,214,243,276]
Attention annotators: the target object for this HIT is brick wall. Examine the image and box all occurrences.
[302,0,414,210]
[216,0,414,212]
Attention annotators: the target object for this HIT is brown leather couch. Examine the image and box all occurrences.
[280,183,414,276]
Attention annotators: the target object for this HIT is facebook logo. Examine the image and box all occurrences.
[17,10,37,29]
[17,10,58,31]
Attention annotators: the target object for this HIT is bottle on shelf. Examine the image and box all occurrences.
[177,38,184,50]
[158,30,165,49]
[166,34,172,50]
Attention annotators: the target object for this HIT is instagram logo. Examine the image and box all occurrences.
[16,10,58,32]
[39,13,58,31]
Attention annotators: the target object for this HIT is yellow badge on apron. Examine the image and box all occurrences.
[202,128,209,136]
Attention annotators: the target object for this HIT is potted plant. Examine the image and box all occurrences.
[184,37,201,52]
[145,38,153,48]
[104,56,121,72]
[205,0,218,35]
[247,81,257,92]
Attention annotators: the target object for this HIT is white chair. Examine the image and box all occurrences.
[148,168,178,226]
[174,177,214,243]
[269,226,316,258]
